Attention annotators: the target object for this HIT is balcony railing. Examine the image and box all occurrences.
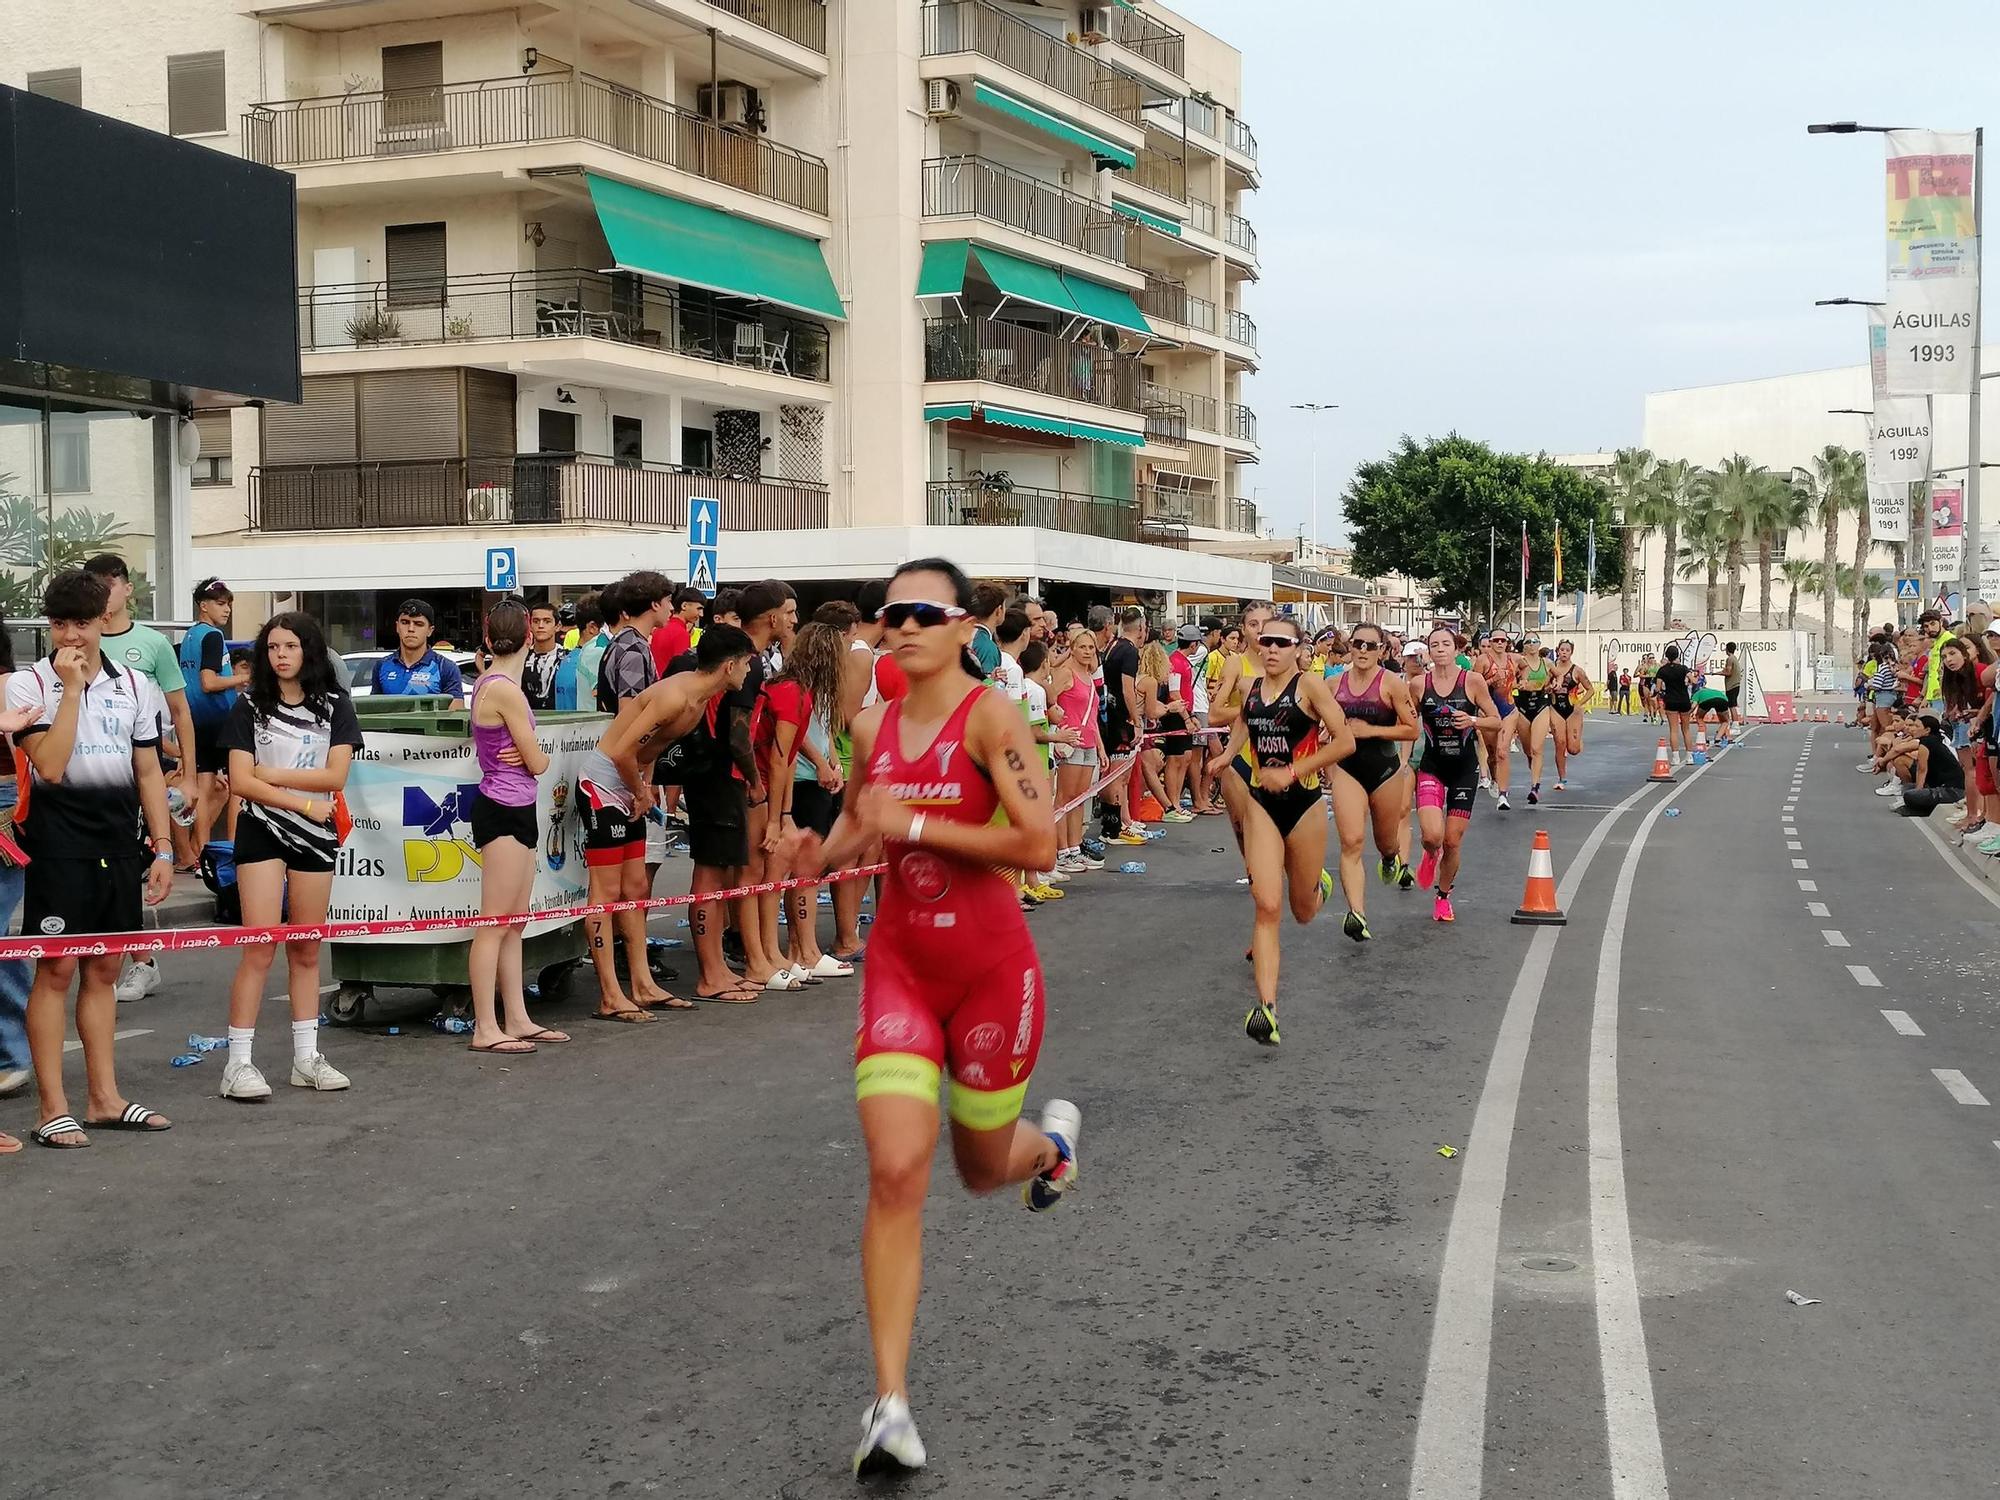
[242,72,828,215]
[1224,213,1257,257]
[704,0,826,52]
[297,269,831,381]
[1132,147,1186,202]
[1185,195,1216,237]
[1227,495,1259,534]
[1225,402,1257,443]
[1154,93,1220,140]
[250,456,827,533]
[1142,403,1186,446]
[1100,6,1185,75]
[926,479,1183,548]
[923,317,1142,412]
[1144,380,1216,432]
[1224,307,1258,350]
[923,1,1143,125]
[921,157,1129,267]
[1226,114,1259,162]
[1140,275,1215,334]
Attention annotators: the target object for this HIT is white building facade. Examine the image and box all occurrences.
[6,0,1269,644]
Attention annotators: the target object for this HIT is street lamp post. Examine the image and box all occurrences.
[1290,402,1338,564]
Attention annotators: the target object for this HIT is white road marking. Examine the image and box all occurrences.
[1791,858,1810,869]
[63,1028,151,1054]
[1787,840,1804,850]
[1907,815,2000,916]
[1847,965,1882,987]
[1807,901,1830,917]
[1933,1069,1991,1106]
[1407,770,1672,1498]
[1821,930,1849,947]
[1799,879,1817,891]
[1882,1010,1924,1036]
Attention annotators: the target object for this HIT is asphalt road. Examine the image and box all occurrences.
[5,709,1998,1498]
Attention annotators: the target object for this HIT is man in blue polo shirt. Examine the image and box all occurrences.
[370,598,465,707]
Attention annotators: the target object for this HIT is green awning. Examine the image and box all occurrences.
[923,402,1144,448]
[586,172,845,322]
[1110,0,1135,9]
[917,240,970,299]
[917,240,1080,319]
[922,403,977,423]
[977,406,1075,438]
[1110,199,1182,237]
[1059,270,1153,337]
[1069,419,1146,448]
[971,82,1137,170]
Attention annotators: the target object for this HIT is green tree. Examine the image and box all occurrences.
[1705,454,1769,629]
[1790,446,1865,648]
[1342,435,1623,624]
[1603,447,1656,630]
[1778,559,1823,630]
[1640,459,1701,630]
[1850,486,1876,650]
[1677,471,1731,626]
[1747,468,1810,630]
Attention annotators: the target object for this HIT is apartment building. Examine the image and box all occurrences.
[7,0,1268,643]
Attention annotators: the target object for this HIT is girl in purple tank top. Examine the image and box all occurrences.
[466,600,564,1055]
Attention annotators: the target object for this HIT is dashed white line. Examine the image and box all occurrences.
[1933,1069,1991,1107]
[1791,858,1810,869]
[1822,930,1849,947]
[1881,1010,1925,1036]
[63,1027,151,1054]
[1787,840,1804,850]
[1798,879,1817,891]
[1806,901,1831,917]
[1847,964,1881,987]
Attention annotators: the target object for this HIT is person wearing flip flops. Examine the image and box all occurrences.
[217,612,363,1103]
[7,571,178,1147]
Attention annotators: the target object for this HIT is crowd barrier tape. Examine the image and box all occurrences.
[0,727,1223,962]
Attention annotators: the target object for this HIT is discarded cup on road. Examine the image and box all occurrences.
[1663,808,1681,818]
[1118,861,1147,874]
[170,1053,203,1068]
[431,1015,473,1035]
[1784,1289,1822,1307]
[185,1033,230,1053]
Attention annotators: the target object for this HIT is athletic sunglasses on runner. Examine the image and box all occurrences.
[881,600,968,630]
[1257,633,1300,649]
[1352,638,1384,650]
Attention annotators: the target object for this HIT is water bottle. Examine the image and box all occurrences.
[431,1014,473,1035]
[170,1053,203,1068]
[166,784,196,829]
[1119,861,1147,874]
[186,1033,229,1053]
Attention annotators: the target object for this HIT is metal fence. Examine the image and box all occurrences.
[1224,213,1258,257]
[1133,147,1187,201]
[926,479,1182,547]
[1224,307,1258,350]
[243,72,828,214]
[1143,403,1187,446]
[1103,5,1185,74]
[923,318,1142,412]
[921,157,1130,267]
[706,0,826,51]
[296,268,832,381]
[1145,381,1216,433]
[251,456,827,533]
[922,1,1143,124]
[1225,402,1257,443]
[1140,276,1216,334]
[1226,114,1259,162]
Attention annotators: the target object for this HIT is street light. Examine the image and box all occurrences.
[1290,402,1337,563]
[1813,297,1884,307]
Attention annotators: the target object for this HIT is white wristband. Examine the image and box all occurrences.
[907,811,927,844]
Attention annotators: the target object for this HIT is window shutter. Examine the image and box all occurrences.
[27,69,82,107]
[192,410,233,460]
[261,376,357,465]
[381,42,443,129]
[384,222,447,309]
[167,51,226,136]
[464,370,517,458]
[357,369,461,462]
[258,378,357,529]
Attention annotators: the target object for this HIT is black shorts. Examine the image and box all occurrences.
[233,807,339,874]
[1104,719,1138,756]
[1158,712,1192,758]
[194,722,229,776]
[1725,686,1742,708]
[686,774,750,870]
[1336,742,1404,796]
[24,854,146,939]
[790,780,842,840]
[471,793,538,850]
[1417,752,1480,818]
[578,778,644,869]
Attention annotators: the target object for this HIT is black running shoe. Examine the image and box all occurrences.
[1342,909,1371,943]
[1245,1003,1280,1046]
[1396,861,1415,891]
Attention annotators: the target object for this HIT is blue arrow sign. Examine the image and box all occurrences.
[689,496,722,549]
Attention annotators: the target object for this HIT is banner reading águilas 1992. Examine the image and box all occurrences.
[1883,130,1978,396]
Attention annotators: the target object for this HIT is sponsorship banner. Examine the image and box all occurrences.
[1869,484,1911,543]
[1979,523,2000,602]
[1866,396,1932,486]
[327,723,603,945]
[1931,482,1964,581]
[1883,130,1979,396]
[1867,305,1891,402]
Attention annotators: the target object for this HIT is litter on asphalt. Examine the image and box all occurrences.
[1436,1145,1460,1159]
[1784,1289,1822,1306]
[1664,808,1682,818]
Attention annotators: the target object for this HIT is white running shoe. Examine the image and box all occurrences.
[1874,781,1900,797]
[1025,1098,1081,1212]
[290,1054,350,1091]
[1478,775,1493,792]
[114,960,161,1004]
[1494,791,1511,812]
[0,1066,31,1098]
[220,1059,272,1102]
[1042,866,1071,884]
[1056,855,1088,875]
[853,1393,928,1478]
[1856,760,1877,773]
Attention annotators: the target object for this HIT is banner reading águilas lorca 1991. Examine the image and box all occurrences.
[1883,130,1978,397]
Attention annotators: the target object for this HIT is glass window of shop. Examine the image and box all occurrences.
[0,390,168,621]
[298,587,485,654]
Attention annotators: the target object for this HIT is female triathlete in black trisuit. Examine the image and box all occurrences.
[1413,625,1502,923]
[1548,640,1592,790]
[1209,616,1353,1046]
[1327,621,1419,940]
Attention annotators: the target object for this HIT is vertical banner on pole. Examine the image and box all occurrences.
[1865,397,1927,543]
[1931,481,1965,580]
[1883,130,1979,397]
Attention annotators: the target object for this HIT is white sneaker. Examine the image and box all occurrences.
[290,1053,350,1091]
[1056,854,1088,875]
[1025,1098,1081,1212]
[0,1066,29,1098]
[220,1059,272,1102]
[114,960,161,1004]
[1042,866,1070,884]
[1856,760,1877,773]
[853,1393,927,1478]
[1874,782,1900,797]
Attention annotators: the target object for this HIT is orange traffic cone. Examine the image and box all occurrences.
[1649,738,1675,783]
[1511,829,1566,925]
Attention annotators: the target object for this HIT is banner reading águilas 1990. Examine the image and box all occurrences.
[1883,130,1978,396]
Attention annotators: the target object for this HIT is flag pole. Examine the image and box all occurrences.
[1519,518,1529,634]
[1488,526,1496,627]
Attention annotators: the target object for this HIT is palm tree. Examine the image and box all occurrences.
[1749,470,1811,630]
[1641,458,1701,629]
[1836,562,1887,644]
[1706,454,1768,629]
[1790,446,1864,647]
[1678,474,1731,626]
[1603,447,1656,630]
[1779,559,1823,629]
[1850,482,1875,650]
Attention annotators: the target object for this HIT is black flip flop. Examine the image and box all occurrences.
[32,1114,89,1148]
[83,1103,170,1133]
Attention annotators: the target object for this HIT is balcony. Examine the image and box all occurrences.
[1224,214,1258,258]
[1142,403,1187,446]
[1145,380,1216,432]
[1097,6,1186,76]
[1224,307,1258,351]
[1153,93,1220,141]
[1226,115,1259,163]
[927,479,1184,548]
[1140,275,1216,335]
[1132,147,1187,202]
[242,72,828,216]
[923,317,1141,412]
[1225,402,1257,444]
[922,1,1143,126]
[250,455,827,533]
[298,269,831,382]
[1227,495,1259,534]
[921,157,1130,270]
[705,0,826,52]
[1185,195,1217,238]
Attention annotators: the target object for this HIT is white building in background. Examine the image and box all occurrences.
[6,0,1269,645]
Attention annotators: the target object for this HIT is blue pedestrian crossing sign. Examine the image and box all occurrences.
[1895,575,1923,601]
[688,497,722,597]
[485,546,517,592]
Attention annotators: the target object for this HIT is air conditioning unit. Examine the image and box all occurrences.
[1078,8,1113,42]
[924,78,959,118]
[697,81,762,131]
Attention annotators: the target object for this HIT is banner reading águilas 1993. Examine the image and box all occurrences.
[1883,130,1978,396]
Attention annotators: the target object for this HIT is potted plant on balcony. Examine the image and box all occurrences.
[966,467,1020,526]
[444,313,474,340]
[344,307,404,344]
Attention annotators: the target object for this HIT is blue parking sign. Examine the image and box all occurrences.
[485,547,518,592]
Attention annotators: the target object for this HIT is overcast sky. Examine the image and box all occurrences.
[1165,0,2000,546]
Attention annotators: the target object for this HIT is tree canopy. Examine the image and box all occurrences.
[1342,435,1624,622]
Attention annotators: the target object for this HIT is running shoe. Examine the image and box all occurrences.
[1433,893,1456,923]
[1112,829,1149,845]
[290,1054,350,1091]
[1495,791,1511,812]
[1378,853,1397,885]
[115,959,162,1004]
[1079,847,1107,871]
[1025,1099,1081,1212]
[1244,1002,1280,1046]
[1056,854,1088,876]
[1043,866,1072,884]
[1977,834,2000,855]
[1162,808,1197,824]
[1478,775,1493,792]
[1553,780,1567,792]
[853,1393,928,1478]
[1527,784,1540,806]
[1416,849,1438,889]
[1397,860,1415,891]
[1318,868,1334,909]
[1874,782,1900,797]
[1342,909,1371,943]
